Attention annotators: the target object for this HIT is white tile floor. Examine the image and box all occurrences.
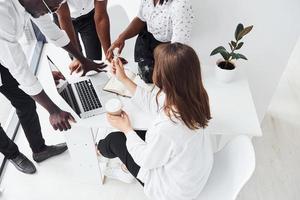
[1,41,300,200]
[237,40,300,200]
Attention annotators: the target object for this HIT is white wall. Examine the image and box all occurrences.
[107,0,140,60]
[107,0,300,122]
[190,0,300,121]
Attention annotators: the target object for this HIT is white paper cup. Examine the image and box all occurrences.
[105,98,122,116]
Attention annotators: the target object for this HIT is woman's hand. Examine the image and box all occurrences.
[106,36,125,61]
[112,58,128,82]
[106,111,133,133]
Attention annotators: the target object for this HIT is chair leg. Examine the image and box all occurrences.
[93,128,111,184]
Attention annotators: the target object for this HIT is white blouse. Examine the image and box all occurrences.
[0,0,69,95]
[126,86,213,200]
[137,0,194,44]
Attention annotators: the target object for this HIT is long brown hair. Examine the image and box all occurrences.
[153,43,211,130]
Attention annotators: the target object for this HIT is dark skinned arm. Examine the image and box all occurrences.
[31,90,76,131]
[56,2,80,52]
[94,0,111,57]
[58,35,106,75]
[107,17,146,60]
[55,3,106,75]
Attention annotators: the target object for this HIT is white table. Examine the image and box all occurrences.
[37,44,262,185]
[202,67,262,136]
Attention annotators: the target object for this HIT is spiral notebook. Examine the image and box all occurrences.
[103,70,139,97]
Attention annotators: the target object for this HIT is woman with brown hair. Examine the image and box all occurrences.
[98,43,213,200]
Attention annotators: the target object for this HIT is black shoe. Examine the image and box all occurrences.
[9,153,36,174]
[33,143,68,163]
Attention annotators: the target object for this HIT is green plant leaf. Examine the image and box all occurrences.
[210,46,230,60]
[232,53,248,60]
[235,23,244,41]
[229,43,234,51]
[210,46,227,56]
[236,42,244,50]
[237,25,253,40]
[231,41,237,48]
[220,51,231,61]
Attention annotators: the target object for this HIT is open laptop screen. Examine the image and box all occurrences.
[46,56,81,115]
[47,56,68,89]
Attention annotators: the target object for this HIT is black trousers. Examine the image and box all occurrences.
[98,130,146,185]
[134,26,164,83]
[134,26,163,63]
[54,10,102,60]
[0,65,46,159]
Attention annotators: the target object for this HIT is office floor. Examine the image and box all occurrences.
[0,106,147,200]
[237,42,300,200]
[1,48,300,200]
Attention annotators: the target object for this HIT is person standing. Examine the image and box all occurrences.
[107,0,194,83]
[0,0,106,174]
[55,0,111,73]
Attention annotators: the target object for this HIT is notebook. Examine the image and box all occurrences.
[103,70,139,97]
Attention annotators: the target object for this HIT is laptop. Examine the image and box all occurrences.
[47,56,115,119]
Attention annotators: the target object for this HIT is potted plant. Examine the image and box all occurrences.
[210,23,253,82]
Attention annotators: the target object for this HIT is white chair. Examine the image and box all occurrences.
[197,135,256,200]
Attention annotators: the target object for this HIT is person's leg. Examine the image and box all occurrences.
[77,10,102,60]
[98,132,140,178]
[0,65,68,165]
[0,125,20,159]
[0,65,46,153]
[0,124,37,174]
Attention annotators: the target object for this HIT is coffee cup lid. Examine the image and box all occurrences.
[105,98,122,112]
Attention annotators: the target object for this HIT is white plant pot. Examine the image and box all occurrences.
[215,61,237,83]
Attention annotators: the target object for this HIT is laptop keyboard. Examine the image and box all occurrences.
[74,80,102,112]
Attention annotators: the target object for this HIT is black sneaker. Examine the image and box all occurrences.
[9,153,36,174]
[33,143,68,163]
